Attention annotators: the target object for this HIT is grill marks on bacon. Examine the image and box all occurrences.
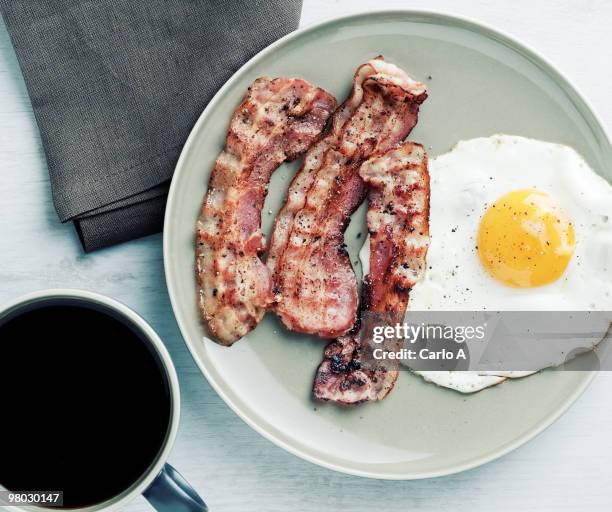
[313,142,430,404]
[196,77,336,346]
[268,58,428,339]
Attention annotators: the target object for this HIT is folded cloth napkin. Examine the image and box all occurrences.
[1,0,303,251]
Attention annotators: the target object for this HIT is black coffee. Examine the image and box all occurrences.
[0,301,172,509]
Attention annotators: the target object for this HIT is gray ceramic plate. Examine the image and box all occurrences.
[164,10,612,479]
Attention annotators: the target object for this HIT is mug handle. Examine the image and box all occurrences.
[143,463,208,512]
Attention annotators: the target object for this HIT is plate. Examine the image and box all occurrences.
[163,10,612,479]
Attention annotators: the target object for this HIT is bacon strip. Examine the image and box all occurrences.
[268,58,427,339]
[196,77,336,346]
[313,142,430,404]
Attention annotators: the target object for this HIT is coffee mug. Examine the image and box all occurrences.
[0,289,207,512]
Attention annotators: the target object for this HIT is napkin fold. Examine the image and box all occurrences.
[1,0,303,251]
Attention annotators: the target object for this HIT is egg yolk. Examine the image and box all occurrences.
[477,189,575,287]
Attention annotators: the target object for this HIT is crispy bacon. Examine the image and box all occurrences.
[196,77,336,346]
[268,58,427,339]
[313,142,430,404]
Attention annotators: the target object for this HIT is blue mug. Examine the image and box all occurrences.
[0,290,207,512]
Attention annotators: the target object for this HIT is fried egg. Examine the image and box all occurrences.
[360,134,612,392]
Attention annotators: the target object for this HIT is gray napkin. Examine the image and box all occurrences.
[1,0,302,251]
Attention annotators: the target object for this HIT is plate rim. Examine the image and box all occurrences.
[163,8,607,479]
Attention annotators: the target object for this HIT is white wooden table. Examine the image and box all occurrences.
[1,1,611,510]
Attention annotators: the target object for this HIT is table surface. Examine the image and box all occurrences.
[2,1,612,510]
